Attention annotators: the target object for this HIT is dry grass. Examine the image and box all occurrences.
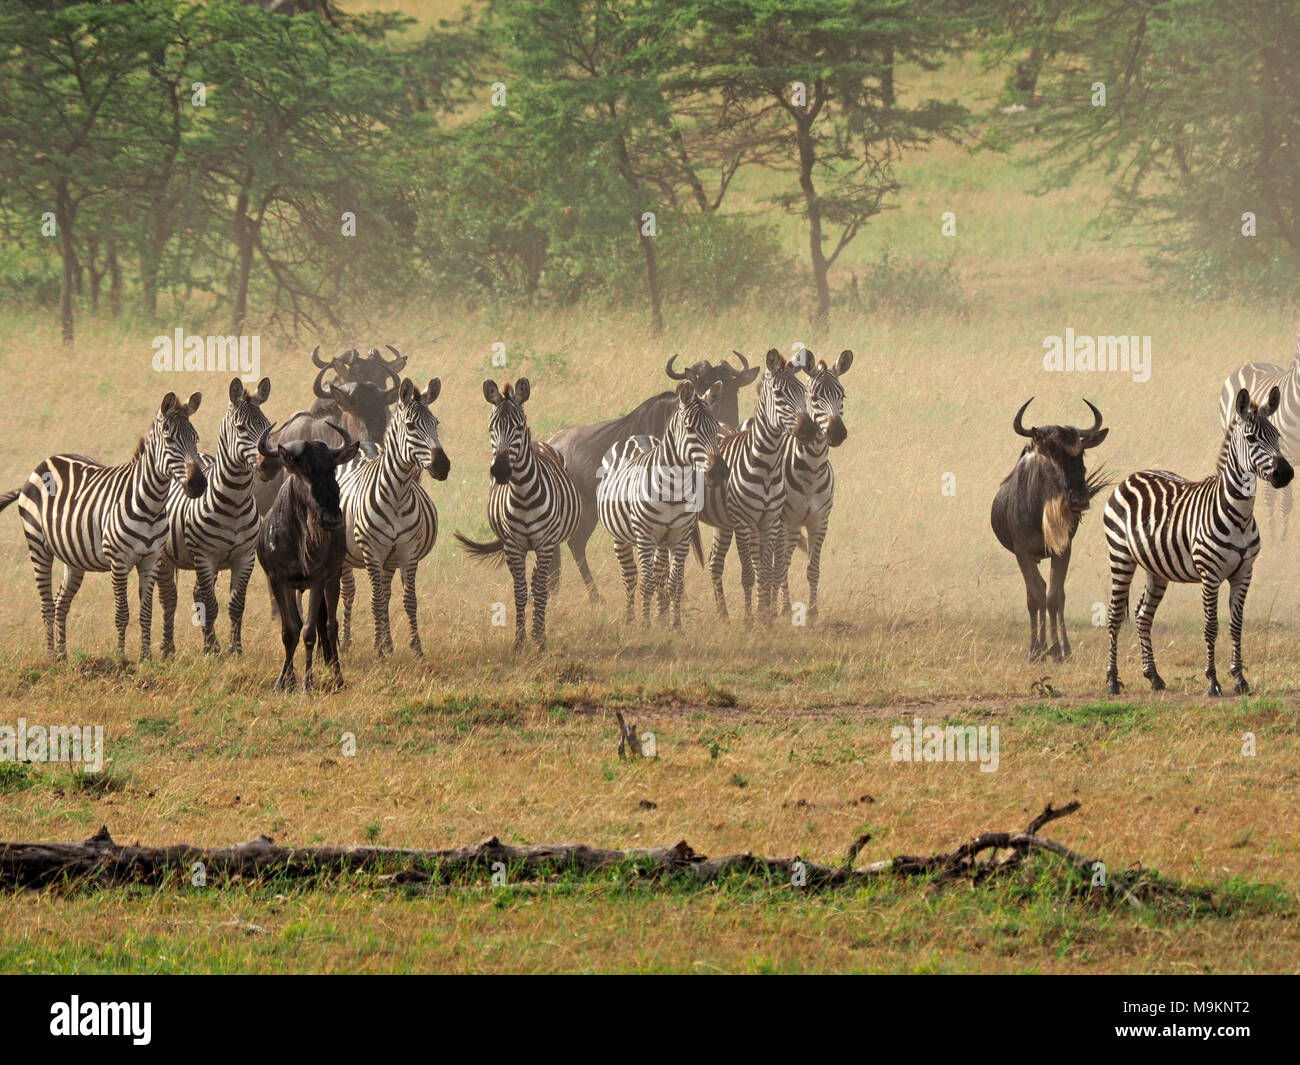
[1,27,1299,973]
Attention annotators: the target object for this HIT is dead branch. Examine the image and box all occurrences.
[0,802,1139,907]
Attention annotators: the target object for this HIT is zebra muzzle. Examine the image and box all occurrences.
[183,461,207,499]
[1270,458,1295,489]
[428,448,451,481]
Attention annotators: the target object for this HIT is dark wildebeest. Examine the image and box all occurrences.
[308,344,406,420]
[256,424,360,692]
[547,352,761,601]
[252,351,400,515]
[991,398,1108,661]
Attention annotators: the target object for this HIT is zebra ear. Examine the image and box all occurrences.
[399,378,416,404]
[705,381,723,408]
[790,347,812,373]
[514,378,531,404]
[483,380,503,405]
[254,377,271,404]
[765,348,784,372]
[160,392,178,416]
[424,378,441,404]
[676,381,696,404]
[1236,388,1252,419]
[229,378,243,404]
[836,349,854,375]
[184,391,202,416]
[1266,385,1282,417]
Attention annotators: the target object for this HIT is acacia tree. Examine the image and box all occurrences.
[0,0,174,342]
[693,0,965,328]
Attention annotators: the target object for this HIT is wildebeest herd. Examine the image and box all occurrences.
[2,334,1297,697]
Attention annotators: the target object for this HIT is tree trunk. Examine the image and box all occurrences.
[795,116,831,329]
[232,186,256,332]
[56,180,75,346]
[881,46,896,108]
[108,245,122,319]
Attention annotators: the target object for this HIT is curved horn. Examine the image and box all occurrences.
[1013,398,1034,438]
[257,422,278,457]
[1083,398,1103,434]
[310,345,330,369]
[312,366,331,399]
[384,344,406,365]
[379,356,401,400]
[325,422,353,459]
[729,350,751,373]
[665,354,687,380]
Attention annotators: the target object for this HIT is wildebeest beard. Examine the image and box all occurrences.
[293,479,341,578]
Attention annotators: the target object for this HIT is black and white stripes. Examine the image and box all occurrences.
[597,381,726,628]
[455,379,580,649]
[1104,387,1294,696]
[157,377,274,657]
[338,377,450,657]
[0,392,206,660]
[700,348,816,625]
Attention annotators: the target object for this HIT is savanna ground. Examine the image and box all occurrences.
[1,16,1299,973]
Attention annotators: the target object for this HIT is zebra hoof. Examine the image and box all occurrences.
[1105,675,1123,696]
[1206,679,1223,697]
[1234,676,1250,696]
[1146,673,1165,692]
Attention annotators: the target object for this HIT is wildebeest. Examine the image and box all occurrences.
[253,349,399,515]
[990,398,1108,661]
[257,424,361,692]
[308,344,405,421]
[547,352,760,601]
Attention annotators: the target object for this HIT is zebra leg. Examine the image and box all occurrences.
[708,527,733,618]
[1016,553,1047,661]
[157,561,179,659]
[136,558,161,661]
[226,552,255,656]
[530,546,557,649]
[779,529,797,617]
[1200,576,1223,697]
[1134,573,1168,691]
[52,564,84,662]
[110,559,132,659]
[734,525,757,627]
[667,539,690,631]
[1105,554,1135,696]
[804,515,829,624]
[1227,569,1253,695]
[340,567,355,652]
[506,546,529,651]
[323,577,344,691]
[272,582,302,691]
[636,538,658,627]
[28,541,56,658]
[193,558,220,654]
[400,557,423,657]
[655,547,671,620]
[366,557,393,658]
[614,539,637,624]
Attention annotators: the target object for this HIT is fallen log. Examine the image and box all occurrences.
[0,802,1139,905]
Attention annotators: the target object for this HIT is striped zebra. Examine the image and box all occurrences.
[338,377,450,657]
[597,381,726,629]
[454,379,580,650]
[1104,387,1294,697]
[775,349,854,623]
[699,348,816,625]
[157,377,275,657]
[1219,335,1300,537]
[0,392,206,661]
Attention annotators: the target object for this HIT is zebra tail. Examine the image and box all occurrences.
[690,522,703,567]
[0,488,22,513]
[454,530,507,567]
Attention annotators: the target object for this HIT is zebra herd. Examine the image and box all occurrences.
[0,344,853,684]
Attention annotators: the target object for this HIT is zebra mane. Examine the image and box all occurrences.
[131,435,148,461]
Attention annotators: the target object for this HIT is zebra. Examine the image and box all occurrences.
[0,392,206,661]
[597,381,727,629]
[1219,334,1300,537]
[338,377,450,657]
[157,377,276,658]
[698,348,816,625]
[774,349,854,623]
[454,379,580,650]
[1104,386,1294,697]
